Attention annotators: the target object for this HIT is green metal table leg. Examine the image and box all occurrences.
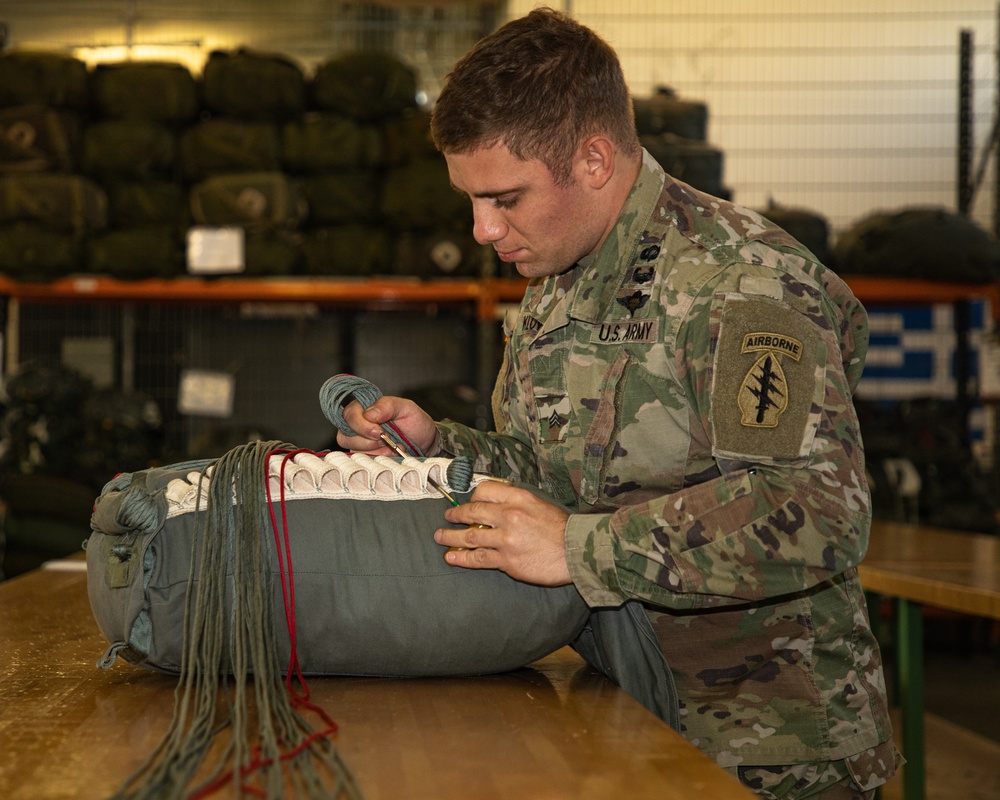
[896,597,925,800]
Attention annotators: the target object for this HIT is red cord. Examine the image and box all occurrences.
[265,448,339,721]
[191,448,340,799]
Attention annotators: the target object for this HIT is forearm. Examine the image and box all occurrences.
[565,464,871,610]
[435,420,540,483]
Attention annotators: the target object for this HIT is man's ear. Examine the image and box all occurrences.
[579,135,615,189]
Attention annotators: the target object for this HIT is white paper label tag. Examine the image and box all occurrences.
[186,227,245,274]
[178,369,235,417]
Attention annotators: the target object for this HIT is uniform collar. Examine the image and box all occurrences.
[522,150,665,333]
[569,150,665,324]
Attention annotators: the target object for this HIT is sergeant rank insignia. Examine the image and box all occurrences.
[737,331,803,428]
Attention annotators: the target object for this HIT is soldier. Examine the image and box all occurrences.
[339,7,898,798]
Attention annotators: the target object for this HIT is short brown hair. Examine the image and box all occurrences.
[430,7,640,184]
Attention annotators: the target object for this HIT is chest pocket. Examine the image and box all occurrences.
[583,350,689,508]
[516,314,687,508]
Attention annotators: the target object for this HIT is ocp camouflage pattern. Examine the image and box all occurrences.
[437,151,895,781]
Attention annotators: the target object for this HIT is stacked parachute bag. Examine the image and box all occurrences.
[201,47,307,122]
[854,396,999,534]
[283,95,388,277]
[635,86,729,200]
[0,362,93,484]
[0,50,97,282]
[188,170,307,276]
[836,209,1000,533]
[378,108,482,280]
[0,361,167,492]
[0,363,96,575]
[295,50,422,278]
[0,104,82,174]
[0,363,166,577]
[0,171,107,281]
[0,50,90,110]
[185,48,309,277]
[77,386,166,486]
[757,200,832,266]
[832,206,1000,282]
[84,60,200,280]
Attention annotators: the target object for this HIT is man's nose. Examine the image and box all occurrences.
[472,203,506,245]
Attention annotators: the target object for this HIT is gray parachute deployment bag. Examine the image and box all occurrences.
[87,447,590,677]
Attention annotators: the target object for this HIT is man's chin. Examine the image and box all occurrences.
[515,261,574,279]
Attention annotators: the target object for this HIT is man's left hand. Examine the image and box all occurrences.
[434,480,572,587]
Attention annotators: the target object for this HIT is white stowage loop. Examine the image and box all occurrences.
[371,454,425,495]
[164,468,213,513]
[291,452,341,492]
[165,451,480,517]
[276,451,479,500]
[321,450,366,491]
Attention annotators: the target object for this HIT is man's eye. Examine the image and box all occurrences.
[494,197,518,209]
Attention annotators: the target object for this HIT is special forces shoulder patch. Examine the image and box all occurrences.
[738,331,802,428]
[711,295,825,461]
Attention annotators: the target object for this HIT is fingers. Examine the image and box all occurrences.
[335,411,389,453]
[442,542,500,570]
[335,396,437,455]
[440,481,525,530]
[435,521,495,551]
[345,397,396,439]
[433,485,573,587]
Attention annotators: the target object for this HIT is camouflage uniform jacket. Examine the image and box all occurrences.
[437,151,894,774]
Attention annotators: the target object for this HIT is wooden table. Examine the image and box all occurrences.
[0,562,753,800]
[859,520,1000,800]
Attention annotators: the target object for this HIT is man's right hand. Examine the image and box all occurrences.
[336,394,440,457]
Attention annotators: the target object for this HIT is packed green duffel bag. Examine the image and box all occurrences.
[311,50,417,122]
[105,179,189,228]
[0,222,84,281]
[189,171,307,231]
[281,112,383,172]
[82,118,177,180]
[90,60,200,122]
[300,170,381,225]
[380,156,470,229]
[241,230,303,276]
[87,226,186,280]
[179,118,282,183]
[382,108,437,167]
[0,105,82,173]
[832,206,1000,283]
[202,48,306,120]
[0,173,107,231]
[391,227,486,280]
[300,223,392,276]
[632,86,709,140]
[0,51,89,110]
[641,132,728,199]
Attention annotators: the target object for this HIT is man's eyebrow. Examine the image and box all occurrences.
[451,183,527,199]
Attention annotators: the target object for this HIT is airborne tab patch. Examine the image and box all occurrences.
[712,297,824,461]
[741,332,803,362]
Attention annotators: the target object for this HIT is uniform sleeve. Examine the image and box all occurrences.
[434,419,539,483]
[434,310,542,483]
[565,271,872,611]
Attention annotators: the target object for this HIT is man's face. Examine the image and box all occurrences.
[444,142,606,279]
